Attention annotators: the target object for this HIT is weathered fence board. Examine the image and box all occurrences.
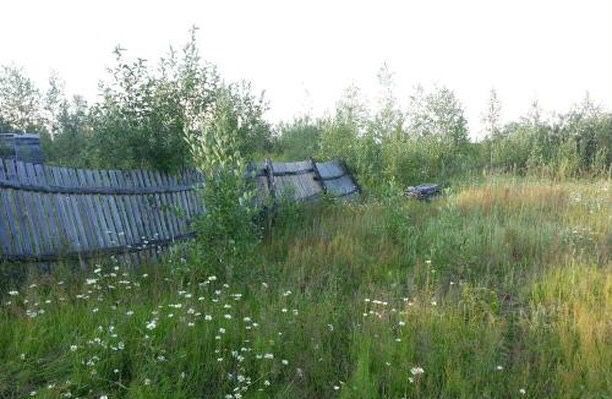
[0,158,359,262]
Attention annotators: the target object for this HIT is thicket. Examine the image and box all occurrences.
[274,74,610,189]
[0,28,271,172]
[1,41,610,185]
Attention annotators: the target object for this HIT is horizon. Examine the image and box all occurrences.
[1,0,610,138]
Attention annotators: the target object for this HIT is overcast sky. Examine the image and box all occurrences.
[1,0,610,136]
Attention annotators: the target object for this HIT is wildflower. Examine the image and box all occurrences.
[224,314,232,319]
[410,366,425,376]
[264,353,274,359]
[282,359,289,365]
[333,386,340,390]
[263,380,271,386]
[431,300,437,306]
[8,291,18,296]
[30,391,37,397]
[144,378,151,385]
[205,315,212,321]
[100,396,108,399]
[146,320,157,330]
[70,345,77,352]
[86,279,97,285]
[398,321,406,326]
[496,365,504,371]
[519,388,526,395]
[281,308,288,313]
[126,310,134,316]
[219,328,226,334]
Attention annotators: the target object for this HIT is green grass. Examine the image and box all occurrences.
[0,177,610,398]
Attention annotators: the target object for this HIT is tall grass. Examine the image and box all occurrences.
[0,177,609,398]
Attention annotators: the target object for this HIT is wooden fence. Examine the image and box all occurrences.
[0,158,359,262]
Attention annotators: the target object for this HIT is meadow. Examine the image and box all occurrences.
[1,176,609,398]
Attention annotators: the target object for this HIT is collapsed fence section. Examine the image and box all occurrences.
[0,158,359,262]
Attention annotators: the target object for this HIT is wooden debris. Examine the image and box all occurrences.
[405,183,442,200]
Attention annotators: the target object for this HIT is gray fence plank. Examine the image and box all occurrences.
[15,161,41,255]
[150,171,171,241]
[100,170,127,246]
[25,162,54,255]
[114,171,134,244]
[74,169,98,250]
[63,167,89,252]
[51,167,80,253]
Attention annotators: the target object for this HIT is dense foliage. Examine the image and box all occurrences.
[0,28,271,172]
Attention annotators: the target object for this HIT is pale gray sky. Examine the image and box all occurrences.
[1,0,610,136]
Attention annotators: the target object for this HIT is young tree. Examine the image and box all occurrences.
[0,65,43,132]
[482,88,502,138]
[406,85,469,147]
[371,62,403,140]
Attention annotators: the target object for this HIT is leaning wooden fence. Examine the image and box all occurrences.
[0,158,359,262]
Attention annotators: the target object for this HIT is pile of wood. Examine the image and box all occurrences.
[405,183,441,200]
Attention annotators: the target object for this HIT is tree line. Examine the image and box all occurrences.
[1,32,610,186]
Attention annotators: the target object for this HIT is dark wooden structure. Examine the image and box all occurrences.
[0,133,45,164]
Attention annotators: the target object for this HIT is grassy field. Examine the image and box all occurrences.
[0,176,610,398]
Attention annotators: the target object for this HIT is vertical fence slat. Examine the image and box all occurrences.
[97,170,122,248]
[150,171,170,241]
[86,169,112,250]
[45,165,71,254]
[113,170,138,245]
[64,167,90,252]
[0,160,18,255]
[15,161,41,255]
[125,171,146,245]
[159,172,176,237]
[25,162,53,255]
[77,169,103,250]
[130,170,147,244]
[34,163,62,253]
[142,171,163,243]
[102,170,127,246]
[51,167,80,253]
